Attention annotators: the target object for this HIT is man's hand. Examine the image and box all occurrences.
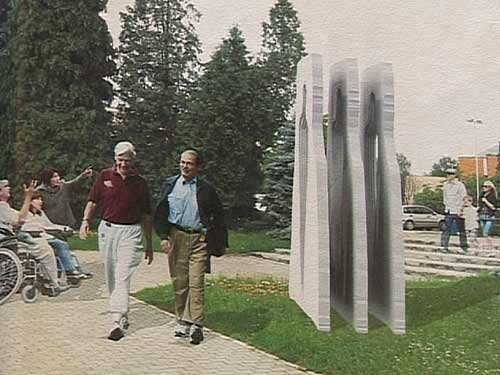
[145,248,154,264]
[160,239,171,254]
[81,166,93,178]
[23,180,37,197]
[79,220,89,240]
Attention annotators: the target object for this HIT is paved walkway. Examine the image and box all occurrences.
[0,252,316,375]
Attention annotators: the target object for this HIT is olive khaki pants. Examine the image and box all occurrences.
[168,227,207,326]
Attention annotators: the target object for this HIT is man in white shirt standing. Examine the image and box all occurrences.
[441,168,468,253]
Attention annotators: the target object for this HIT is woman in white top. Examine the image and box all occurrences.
[24,192,87,279]
[0,179,68,293]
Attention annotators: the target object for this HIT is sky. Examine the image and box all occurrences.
[103,0,500,175]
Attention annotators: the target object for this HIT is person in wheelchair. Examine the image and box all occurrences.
[24,192,89,280]
[0,179,69,295]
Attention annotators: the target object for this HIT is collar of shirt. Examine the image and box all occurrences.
[181,176,197,186]
[112,164,139,177]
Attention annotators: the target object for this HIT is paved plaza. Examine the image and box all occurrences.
[0,252,317,375]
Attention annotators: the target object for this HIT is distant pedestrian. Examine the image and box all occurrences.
[440,168,468,253]
[153,149,228,345]
[460,195,479,251]
[79,141,154,341]
[478,180,498,250]
[37,166,93,228]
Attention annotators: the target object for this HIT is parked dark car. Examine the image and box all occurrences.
[402,205,447,231]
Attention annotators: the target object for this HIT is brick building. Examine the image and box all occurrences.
[457,142,499,178]
[458,155,499,178]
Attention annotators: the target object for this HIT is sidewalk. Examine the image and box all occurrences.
[0,252,315,375]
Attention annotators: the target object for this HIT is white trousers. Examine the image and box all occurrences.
[98,221,143,320]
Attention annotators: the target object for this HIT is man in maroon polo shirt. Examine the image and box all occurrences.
[79,141,153,341]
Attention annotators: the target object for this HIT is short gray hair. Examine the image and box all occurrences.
[114,141,136,158]
[181,149,201,165]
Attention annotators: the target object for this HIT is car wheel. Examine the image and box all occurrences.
[439,220,447,231]
[404,220,415,230]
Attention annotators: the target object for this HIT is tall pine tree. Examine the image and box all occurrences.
[4,0,115,196]
[181,26,271,219]
[260,0,305,130]
[260,0,305,235]
[0,0,15,179]
[262,119,295,238]
[115,0,201,198]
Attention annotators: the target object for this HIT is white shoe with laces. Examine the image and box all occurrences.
[174,323,191,338]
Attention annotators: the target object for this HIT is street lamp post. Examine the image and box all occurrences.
[467,118,483,203]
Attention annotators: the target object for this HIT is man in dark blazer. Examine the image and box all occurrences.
[153,149,227,344]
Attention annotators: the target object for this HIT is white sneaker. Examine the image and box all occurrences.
[174,323,191,338]
[120,315,129,331]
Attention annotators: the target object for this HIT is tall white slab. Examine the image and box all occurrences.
[361,63,406,334]
[290,54,330,331]
[327,59,369,333]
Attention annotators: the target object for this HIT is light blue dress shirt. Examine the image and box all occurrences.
[167,177,201,230]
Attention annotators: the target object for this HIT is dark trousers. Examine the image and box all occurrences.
[441,214,467,250]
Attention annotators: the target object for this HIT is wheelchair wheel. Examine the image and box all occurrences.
[0,248,23,305]
[21,284,39,303]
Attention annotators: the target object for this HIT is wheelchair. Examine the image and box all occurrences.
[0,227,79,304]
[0,228,23,305]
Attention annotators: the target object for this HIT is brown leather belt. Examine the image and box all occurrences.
[173,224,202,234]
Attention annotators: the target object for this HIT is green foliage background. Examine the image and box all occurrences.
[0,0,306,227]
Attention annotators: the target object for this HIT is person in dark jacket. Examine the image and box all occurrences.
[153,149,228,345]
[478,180,498,250]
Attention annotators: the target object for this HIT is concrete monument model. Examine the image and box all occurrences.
[290,55,405,334]
[327,59,369,333]
[289,54,331,332]
[361,63,405,334]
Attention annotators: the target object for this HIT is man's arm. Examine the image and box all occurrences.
[143,214,154,264]
[17,181,37,224]
[65,166,93,188]
[79,201,96,240]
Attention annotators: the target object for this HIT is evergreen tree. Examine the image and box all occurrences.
[4,0,115,198]
[0,0,14,179]
[0,0,10,50]
[259,0,305,234]
[262,119,295,239]
[182,26,267,219]
[115,0,201,198]
[259,0,306,134]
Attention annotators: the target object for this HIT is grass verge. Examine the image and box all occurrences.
[67,229,289,253]
[134,275,500,375]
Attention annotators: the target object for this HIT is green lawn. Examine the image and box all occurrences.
[135,275,500,375]
[67,229,290,253]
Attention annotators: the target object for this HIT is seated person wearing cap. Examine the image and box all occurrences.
[0,179,69,294]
